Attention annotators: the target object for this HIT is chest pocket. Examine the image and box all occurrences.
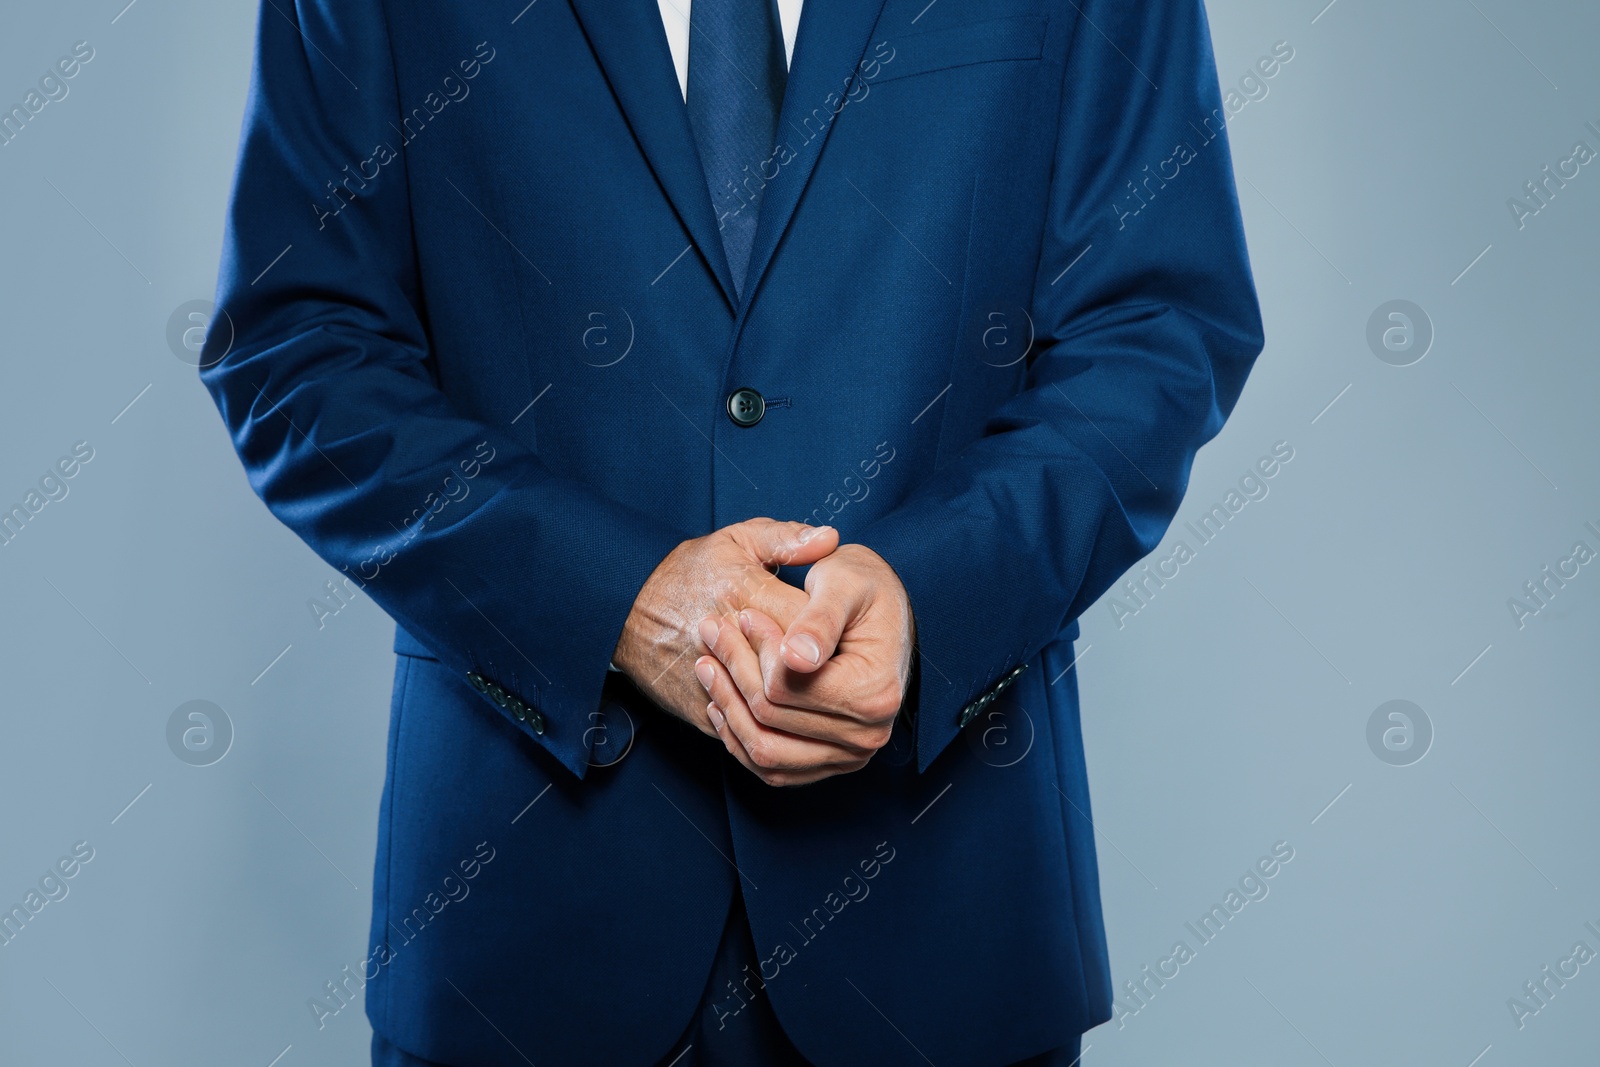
[872,15,1049,84]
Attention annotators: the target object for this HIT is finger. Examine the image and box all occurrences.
[780,559,870,674]
[712,702,858,788]
[703,696,802,787]
[728,573,809,636]
[700,615,870,750]
[749,606,904,732]
[705,662,870,782]
[698,616,775,720]
[692,645,767,777]
[741,607,800,695]
[699,614,775,713]
[702,691,766,782]
[729,519,838,570]
[698,658,863,788]
[738,608,875,731]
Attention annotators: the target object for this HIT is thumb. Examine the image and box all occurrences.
[779,561,864,674]
[731,519,839,569]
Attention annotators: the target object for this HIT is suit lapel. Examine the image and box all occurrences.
[567,0,738,308]
[738,0,890,313]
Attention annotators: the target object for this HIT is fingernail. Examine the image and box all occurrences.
[697,617,719,648]
[738,610,751,635]
[798,525,833,544]
[695,659,715,691]
[707,703,726,731]
[787,633,821,665]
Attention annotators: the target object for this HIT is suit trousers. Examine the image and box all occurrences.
[371,886,1084,1067]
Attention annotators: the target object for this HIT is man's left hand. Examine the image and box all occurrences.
[696,543,914,786]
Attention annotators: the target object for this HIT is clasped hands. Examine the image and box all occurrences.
[611,519,914,787]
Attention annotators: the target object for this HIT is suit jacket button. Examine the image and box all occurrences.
[726,388,765,427]
[466,672,489,693]
[527,710,547,735]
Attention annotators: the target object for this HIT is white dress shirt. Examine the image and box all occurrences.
[656,0,804,100]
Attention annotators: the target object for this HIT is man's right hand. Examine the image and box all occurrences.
[611,519,837,738]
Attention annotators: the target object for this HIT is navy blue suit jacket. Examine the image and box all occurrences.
[201,0,1263,1063]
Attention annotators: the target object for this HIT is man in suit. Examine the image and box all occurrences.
[200,0,1263,1063]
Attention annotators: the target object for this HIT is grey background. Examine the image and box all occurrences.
[1,1,1596,1064]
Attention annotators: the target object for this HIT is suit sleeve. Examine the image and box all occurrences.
[200,0,684,780]
[855,0,1266,772]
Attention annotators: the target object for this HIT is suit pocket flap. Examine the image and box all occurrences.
[873,15,1048,84]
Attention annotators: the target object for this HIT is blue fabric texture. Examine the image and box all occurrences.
[202,0,1263,1064]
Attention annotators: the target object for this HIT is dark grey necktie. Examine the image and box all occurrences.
[685,0,788,299]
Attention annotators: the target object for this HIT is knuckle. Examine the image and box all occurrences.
[835,543,869,568]
[760,672,793,707]
[860,724,894,752]
[861,687,902,723]
[749,699,779,728]
[746,739,778,770]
